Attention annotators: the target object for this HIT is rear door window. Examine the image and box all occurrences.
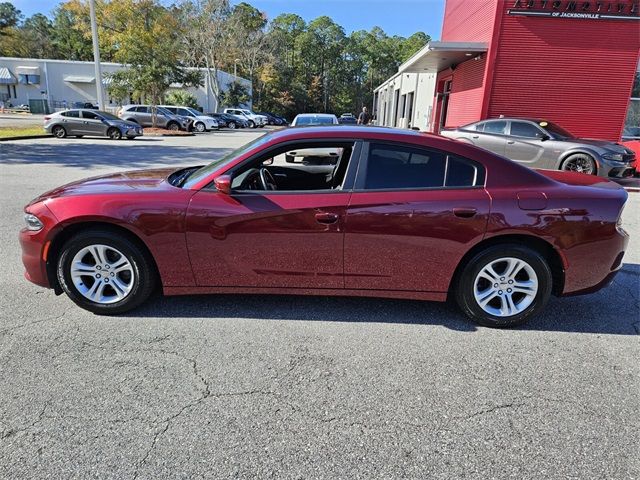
[483,121,507,135]
[81,111,100,120]
[363,143,447,189]
[61,110,80,118]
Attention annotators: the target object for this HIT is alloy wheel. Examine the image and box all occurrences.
[473,257,538,317]
[195,122,205,132]
[562,155,595,175]
[70,244,135,304]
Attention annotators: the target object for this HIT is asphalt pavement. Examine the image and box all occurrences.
[1,131,639,479]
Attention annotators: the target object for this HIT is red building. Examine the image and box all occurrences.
[396,0,640,141]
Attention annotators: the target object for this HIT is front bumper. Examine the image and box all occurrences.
[19,204,60,289]
[601,156,636,179]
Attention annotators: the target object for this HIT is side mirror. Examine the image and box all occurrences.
[214,175,232,195]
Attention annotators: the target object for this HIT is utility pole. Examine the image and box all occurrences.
[89,0,105,110]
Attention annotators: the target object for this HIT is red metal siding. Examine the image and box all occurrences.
[487,0,640,141]
[445,55,488,127]
[442,0,499,42]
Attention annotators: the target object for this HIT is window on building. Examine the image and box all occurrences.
[393,90,400,127]
[364,143,447,189]
[406,92,415,127]
[483,120,507,135]
[18,74,40,85]
[510,121,545,139]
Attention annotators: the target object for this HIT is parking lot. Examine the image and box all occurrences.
[1,131,639,478]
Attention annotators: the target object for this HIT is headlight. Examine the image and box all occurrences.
[24,213,44,231]
[602,153,624,162]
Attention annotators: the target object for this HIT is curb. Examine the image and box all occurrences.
[0,134,52,141]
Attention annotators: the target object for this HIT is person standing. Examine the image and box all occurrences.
[357,106,371,125]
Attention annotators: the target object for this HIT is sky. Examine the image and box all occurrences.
[11,0,445,39]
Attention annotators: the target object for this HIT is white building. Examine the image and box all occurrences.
[0,57,251,113]
[373,71,436,131]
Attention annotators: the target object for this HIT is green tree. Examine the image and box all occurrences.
[219,81,250,107]
[51,5,93,60]
[165,90,199,108]
[0,2,22,34]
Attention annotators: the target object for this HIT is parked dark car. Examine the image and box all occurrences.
[20,126,629,328]
[441,117,636,178]
[256,112,287,126]
[44,109,143,139]
[207,112,249,129]
[72,102,98,110]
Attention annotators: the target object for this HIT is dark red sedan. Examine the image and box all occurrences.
[20,126,629,327]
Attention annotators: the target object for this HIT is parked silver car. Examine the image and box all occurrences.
[44,109,143,139]
[117,105,190,131]
[441,118,636,178]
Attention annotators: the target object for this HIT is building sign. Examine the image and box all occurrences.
[508,1,640,20]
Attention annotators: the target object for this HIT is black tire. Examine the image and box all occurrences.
[455,244,552,328]
[248,120,255,128]
[561,153,597,175]
[194,122,206,133]
[167,121,180,132]
[126,135,136,140]
[52,125,67,138]
[228,122,236,129]
[107,127,122,140]
[57,230,157,315]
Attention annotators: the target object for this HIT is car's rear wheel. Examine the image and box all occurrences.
[228,122,236,129]
[455,245,552,328]
[107,127,122,140]
[167,121,179,132]
[57,230,156,315]
[52,125,67,138]
[194,122,206,133]
[561,153,596,175]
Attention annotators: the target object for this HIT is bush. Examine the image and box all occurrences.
[165,90,199,109]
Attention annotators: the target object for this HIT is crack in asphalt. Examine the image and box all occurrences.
[0,309,69,336]
[1,400,50,440]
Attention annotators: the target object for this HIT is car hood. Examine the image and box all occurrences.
[561,138,632,153]
[111,119,140,128]
[29,167,178,205]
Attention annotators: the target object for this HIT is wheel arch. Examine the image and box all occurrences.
[46,221,162,295]
[559,149,600,172]
[448,233,565,299]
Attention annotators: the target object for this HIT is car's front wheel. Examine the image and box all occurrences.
[455,245,552,327]
[195,122,206,133]
[247,120,255,128]
[107,127,122,140]
[561,153,596,175]
[227,121,236,129]
[167,122,180,131]
[56,230,156,315]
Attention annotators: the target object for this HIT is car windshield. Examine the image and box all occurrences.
[295,116,336,126]
[185,107,202,117]
[157,107,173,116]
[182,133,271,189]
[98,111,120,120]
[538,121,574,139]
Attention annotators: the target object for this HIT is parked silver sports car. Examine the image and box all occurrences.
[441,118,636,178]
[44,109,143,140]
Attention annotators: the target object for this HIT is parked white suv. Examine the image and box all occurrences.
[160,105,218,132]
[223,108,267,128]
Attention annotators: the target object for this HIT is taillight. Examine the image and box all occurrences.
[43,116,50,121]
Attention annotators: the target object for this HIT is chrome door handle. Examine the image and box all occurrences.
[507,141,515,144]
[315,212,339,224]
[472,135,479,139]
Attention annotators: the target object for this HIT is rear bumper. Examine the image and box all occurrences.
[561,226,629,296]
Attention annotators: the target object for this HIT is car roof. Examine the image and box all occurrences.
[295,113,337,118]
[474,117,548,124]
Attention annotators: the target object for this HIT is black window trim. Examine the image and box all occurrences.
[204,138,364,195]
[353,140,486,192]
